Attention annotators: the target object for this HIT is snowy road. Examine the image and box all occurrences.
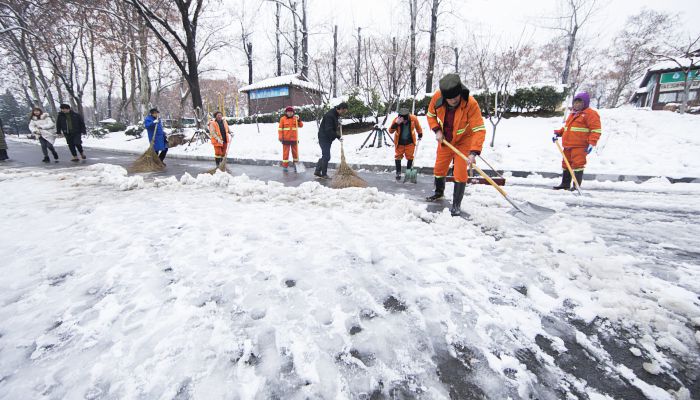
[1,143,699,399]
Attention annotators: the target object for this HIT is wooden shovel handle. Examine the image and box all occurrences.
[554,140,581,192]
[441,140,510,198]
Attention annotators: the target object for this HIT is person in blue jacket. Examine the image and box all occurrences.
[144,108,168,163]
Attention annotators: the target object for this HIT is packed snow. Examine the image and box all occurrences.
[1,164,698,399]
[11,107,699,179]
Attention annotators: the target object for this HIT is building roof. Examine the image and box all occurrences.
[637,57,700,88]
[239,74,325,93]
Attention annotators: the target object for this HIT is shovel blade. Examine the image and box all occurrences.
[507,201,556,224]
[404,168,418,184]
[294,162,306,173]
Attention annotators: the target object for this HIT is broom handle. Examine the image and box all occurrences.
[441,140,510,198]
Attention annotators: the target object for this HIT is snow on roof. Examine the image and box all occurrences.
[239,74,325,93]
[647,58,700,73]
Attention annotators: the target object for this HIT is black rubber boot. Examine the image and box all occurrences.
[395,159,402,180]
[52,151,59,162]
[407,160,413,169]
[215,157,222,166]
[426,177,445,201]
[571,170,584,190]
[450,182,467,216]
[42,156,50,163]
[553,170,572,190]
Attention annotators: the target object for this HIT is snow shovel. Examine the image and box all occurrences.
[442,140,555,224]
[403,139,421,183]
[293,117,306,173]
[554,140,582,196]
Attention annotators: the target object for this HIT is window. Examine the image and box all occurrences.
[658,92,677,103]
[688,91,698,101]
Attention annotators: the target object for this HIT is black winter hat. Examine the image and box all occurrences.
[336,102,349,110]
[59,103,71,110]
[439,74,463,99]
[149,107,159,114]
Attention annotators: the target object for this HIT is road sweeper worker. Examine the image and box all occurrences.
[389,108,423,181]
[144,108,168,164]
[425,74,486,216]
[208,111,231,167]
[278,106,303,172]
[314,102,349,179]
[56,103,87,162]
[552,92,601,190]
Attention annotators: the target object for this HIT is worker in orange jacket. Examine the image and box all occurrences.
[208,111,231,167]
[388,108,423,180]
[426,74,486,216]
[278,106,303,171]
[552,92,601,190]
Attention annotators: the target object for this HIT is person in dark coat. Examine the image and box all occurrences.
[55,103,87,162]
[314,102,348,178]
[0,118,8,161]
[144,108,168,163]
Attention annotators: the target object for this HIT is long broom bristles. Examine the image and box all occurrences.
[130,142,165,173]
[207,140,231,174]
[330,141,367,189]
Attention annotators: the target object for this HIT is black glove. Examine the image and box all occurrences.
[418,133,423,139]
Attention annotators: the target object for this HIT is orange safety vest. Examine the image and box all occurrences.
[555,108,602,148]
[278,115,303,141]
[388,114,423,145]
[208,119,231,147]
[426,90,486,153]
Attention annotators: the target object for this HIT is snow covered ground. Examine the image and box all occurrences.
[12,107,699,178]
[1,164,698,399]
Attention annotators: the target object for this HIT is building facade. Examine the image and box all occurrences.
[632,60,700,110]
[239,75,325,115]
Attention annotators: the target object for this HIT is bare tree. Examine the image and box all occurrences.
[649,34,700,114]
[123,0,209,115]
[332,24,338,97]
[409,0,418,95]
[603,10,673,107]
[424,0,443,93]
[274,1,281,76]
[469,32,531,147]
[543,0,599,86]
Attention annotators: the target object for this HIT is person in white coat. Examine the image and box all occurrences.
[29,107,59,163]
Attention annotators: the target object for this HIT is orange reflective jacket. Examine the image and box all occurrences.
[388,114,423,145]
[426,90,486,154]
[209,119,231,147]
[278,116,303,141]
[555,108,602,148]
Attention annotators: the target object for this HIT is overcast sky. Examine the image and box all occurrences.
[214,0,700,80]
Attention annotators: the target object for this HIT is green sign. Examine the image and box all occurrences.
[660,70,699,84]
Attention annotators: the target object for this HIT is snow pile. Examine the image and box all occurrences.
[0,166,698,399]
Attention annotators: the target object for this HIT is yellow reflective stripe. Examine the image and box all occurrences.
[591,129,602,133]
[472,124,485,132]
[456,128,466,135]
[426,111,436,117]
[568,127,590,132]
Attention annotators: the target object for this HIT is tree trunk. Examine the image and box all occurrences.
[247,42,253,84]
[28,41,57,115]
[680,71,690,114]
[275,2,281,76]
[355,27,361,86]
[129,51,137,122]
[391,37,397,96]
[562,25,578,85]
[425,0,440,93]
[107,74,114,119]
[300,0,309,78]
[89,29,98,122]
[138,17,151,115]
[454,47,459,73]
[119,52,127,121]
[332,25,338,97]
[409,0,417,95]
[53,72,64,104]
[291,1,298,73]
